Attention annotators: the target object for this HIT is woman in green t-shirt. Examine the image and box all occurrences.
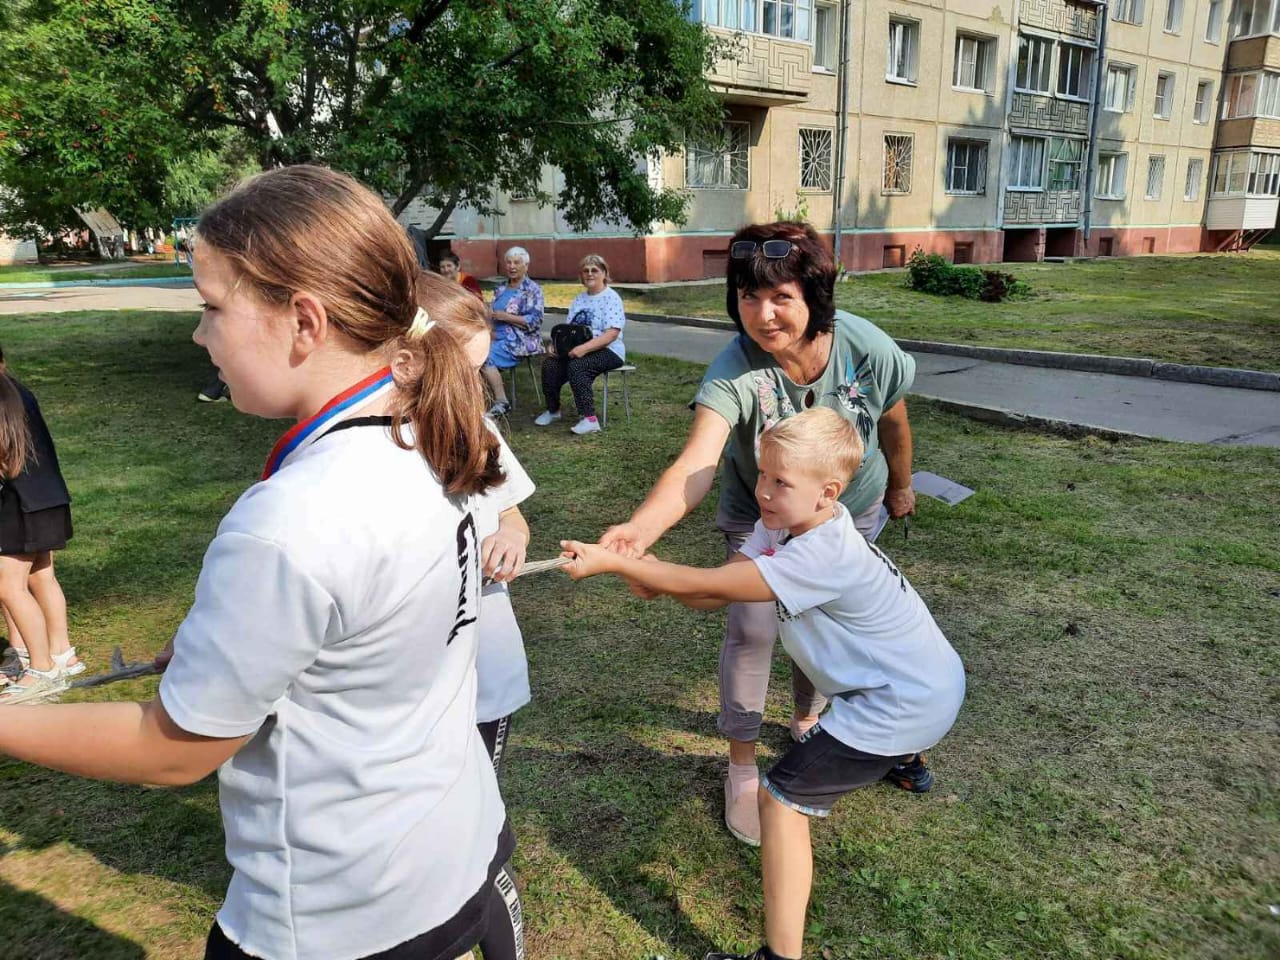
[599,221,925,847]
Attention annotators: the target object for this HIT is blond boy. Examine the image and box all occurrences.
[563,407,965,960]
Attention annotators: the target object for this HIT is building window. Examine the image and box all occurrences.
[945,139,988,194]
[1113,0,1144,25]
[954,34,995,92]
[1104,63,1136,112]
[882,134,914,193]
[1154,72,1174,118]
[1248,152,1280,195]
[1049,138,1084,191]
[1193,80,1213,122]
[1009,135,1047,189]
[1184,158,1204,201]
[1261,72,1280,118]
[1015,35,1054,94]
[686,121,749,189]
[813,2,838,71]
[1057,43,1094,100]
[689,0,756,31]
[1211,152,1249,195]
[762,0,813,41]
[1205,0,1224,40]
[1097,152,1128,198]
[798,128,834,191]
[1224,73,1259,118]
[887,19,919,84]
[1145,155,1166,200]
[1163,0,1183,32]
[1229,0,1280,37]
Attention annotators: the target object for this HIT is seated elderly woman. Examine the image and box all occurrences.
[534,254,626,435]
[482,246,544,417]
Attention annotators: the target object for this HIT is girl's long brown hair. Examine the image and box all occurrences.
[196,165,501,495]
[0,346,32,479]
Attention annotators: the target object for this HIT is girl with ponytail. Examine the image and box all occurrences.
[0,166,513,960]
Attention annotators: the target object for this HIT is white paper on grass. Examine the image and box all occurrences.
[911,471,976,505]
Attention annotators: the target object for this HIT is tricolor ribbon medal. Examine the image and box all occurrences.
[260,366,396,480]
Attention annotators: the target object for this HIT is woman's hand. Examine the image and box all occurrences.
[567,344,588,359]
[598,522,650,558]
[559,540,619,580]
[482,527,528,582]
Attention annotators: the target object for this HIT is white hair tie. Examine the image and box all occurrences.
[408,306,436,338]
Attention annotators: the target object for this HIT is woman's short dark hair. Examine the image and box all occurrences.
[724,221,837,342]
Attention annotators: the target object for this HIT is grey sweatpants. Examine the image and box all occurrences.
[716,500,884,742]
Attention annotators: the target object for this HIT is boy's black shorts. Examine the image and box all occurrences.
[761,725,909,817]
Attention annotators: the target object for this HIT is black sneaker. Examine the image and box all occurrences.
[882,753,934,793]
[704,951,766,960]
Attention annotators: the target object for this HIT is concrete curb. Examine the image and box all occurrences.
[911,393,1164,444]
[558,307,1280,393]
[0,276,194,290]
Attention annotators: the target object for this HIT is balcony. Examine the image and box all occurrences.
[1227,33,1280,71]
[706,30,814,106]
[1205,194,1280,229]
[1216,116,1280,149]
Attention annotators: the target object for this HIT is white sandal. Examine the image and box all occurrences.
[52,647,86,677]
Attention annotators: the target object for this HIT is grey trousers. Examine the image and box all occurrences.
[716,500,884,742]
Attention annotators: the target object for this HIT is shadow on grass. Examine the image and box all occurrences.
[0,880,147,960]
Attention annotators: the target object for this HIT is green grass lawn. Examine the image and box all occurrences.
[0,263,191,284]
[542,251,1280,372]
[0,310,1276,959]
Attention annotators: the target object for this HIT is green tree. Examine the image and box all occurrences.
[1,0,727,243]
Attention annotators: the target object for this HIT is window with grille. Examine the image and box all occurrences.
[887,19,919,83]
[1184,159,1203,201]
[1205,0,1224,40]
[954,34,994,91]
[1049,138,1084,191]
[1248,153,1280,195]
[882,135,914,193]
[762,0,813,40]
[1097,152,1128,198]
[1015,35,1054,94]
[798,128,833,191]
[686,122,749,189]
[1154,72,1174,118]
[813,3,837,71]
[1194,81,1212,122]
[1145,155,1166,199]
[945,139,988,194]
[1163,0,1183,32]
[1104,64,1136,112]
[1113,0,1144,25]
[1009,136,1047,189]
[1058,44,1094,100]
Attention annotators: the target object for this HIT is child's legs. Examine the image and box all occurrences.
[2,602,22,651]
[759,788,812,959]
[477,714,513,781]
[0,554,51,671]
[760,727,908,959]
[27,552,70,657]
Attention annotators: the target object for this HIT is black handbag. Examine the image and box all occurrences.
[550,316,594,356]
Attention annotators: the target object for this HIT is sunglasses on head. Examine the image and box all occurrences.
[730,239,795,260]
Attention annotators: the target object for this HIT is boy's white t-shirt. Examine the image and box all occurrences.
[160,423,506,960]
[741,505,965,756]
[475,424,536,723]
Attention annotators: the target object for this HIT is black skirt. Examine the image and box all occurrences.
[0,484,72,555]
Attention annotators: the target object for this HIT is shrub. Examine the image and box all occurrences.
[906,248,1028,302]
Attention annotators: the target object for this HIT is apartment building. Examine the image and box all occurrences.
[434,0,1280,280]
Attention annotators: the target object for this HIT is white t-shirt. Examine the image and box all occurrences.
[567,287,627,360]
[741,505,965,756]
[160,422,506,960]
[474,424,537,723]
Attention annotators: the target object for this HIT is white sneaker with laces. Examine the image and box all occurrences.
[533,410,561,426]
[571,417,601,435]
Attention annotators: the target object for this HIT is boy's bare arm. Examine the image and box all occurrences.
[561,540,776,605]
